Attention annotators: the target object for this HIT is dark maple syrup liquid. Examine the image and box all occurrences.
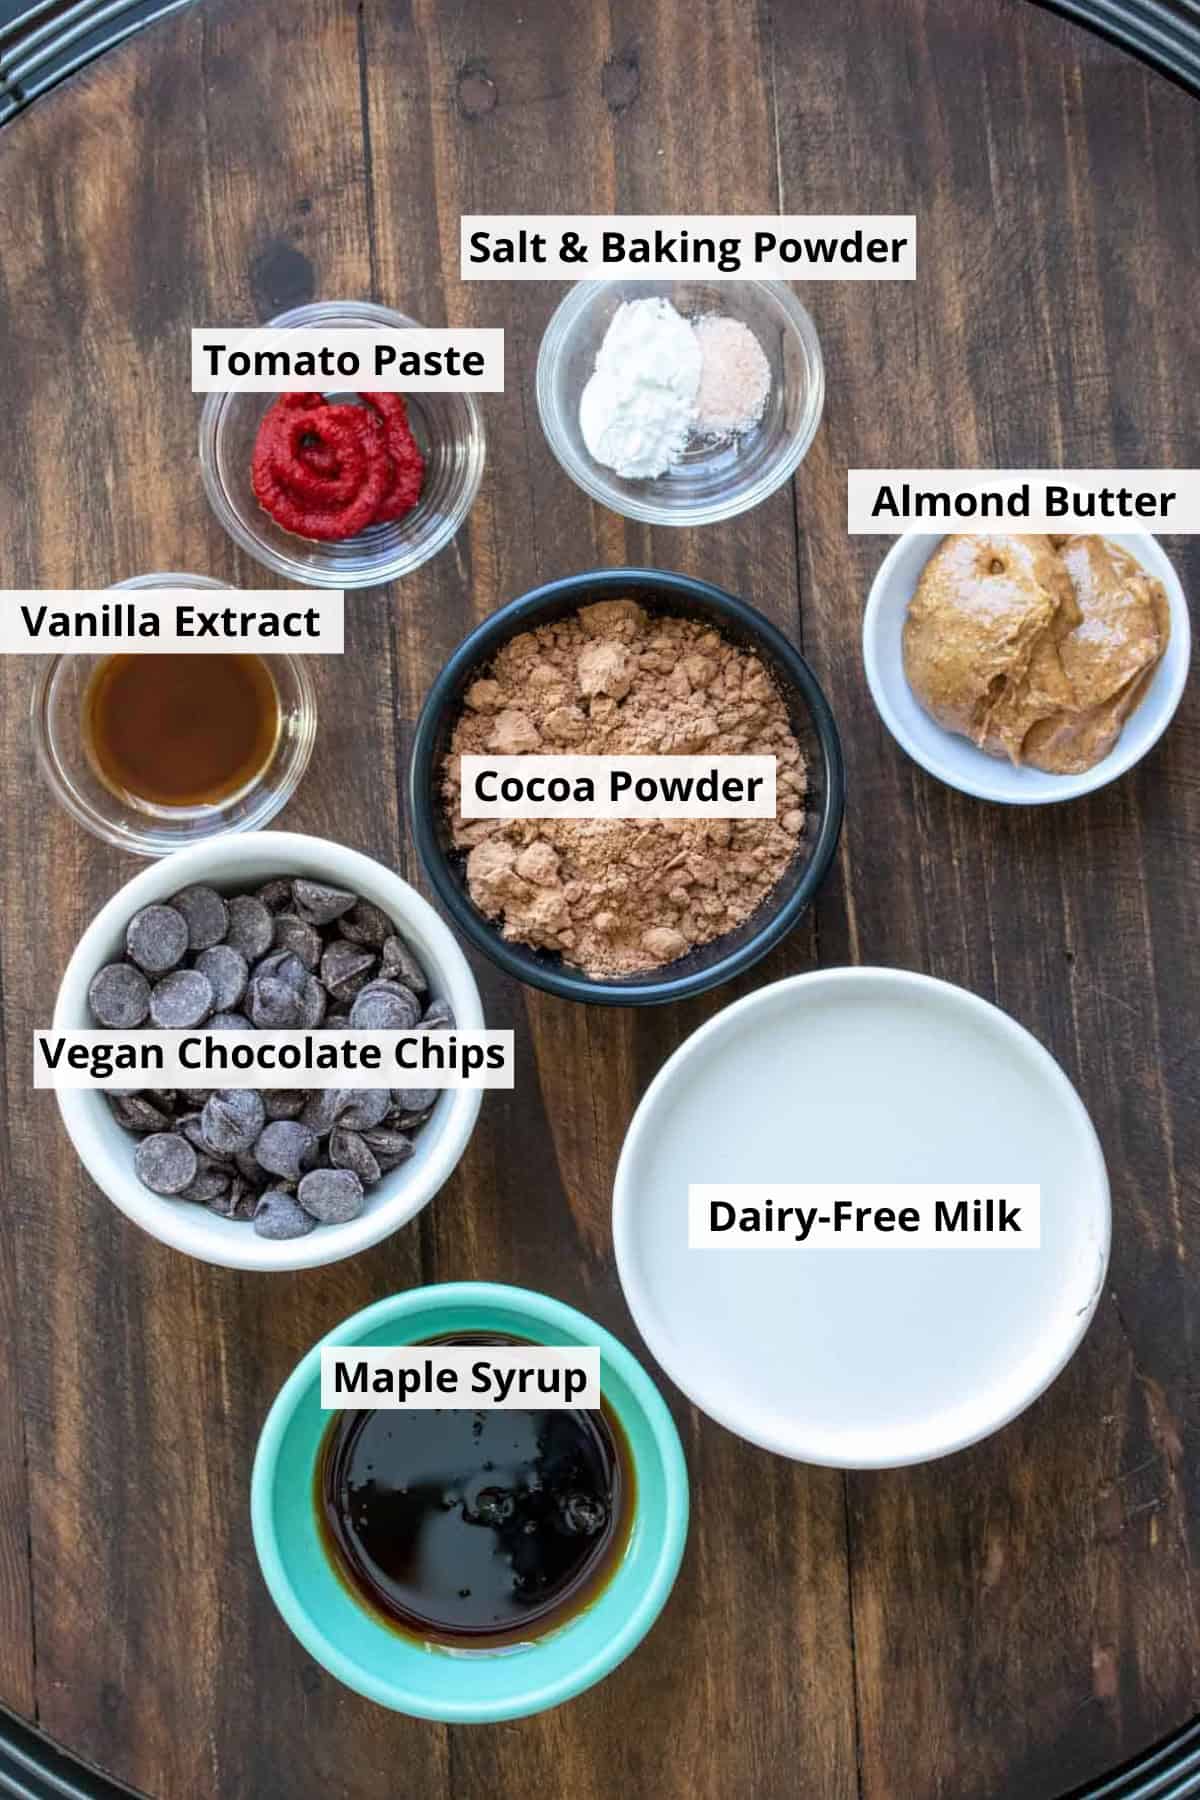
[82,652,280,808]
[317,1335,633,1646]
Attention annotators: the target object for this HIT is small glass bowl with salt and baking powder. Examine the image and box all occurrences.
[536,280,824,527]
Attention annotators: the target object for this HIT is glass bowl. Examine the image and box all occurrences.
[198,300,486,589]
[409,567,845,1007]
[536,280,824,527]
[32,573,317,857]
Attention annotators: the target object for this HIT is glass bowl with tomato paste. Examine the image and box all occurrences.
[199,301,486,589]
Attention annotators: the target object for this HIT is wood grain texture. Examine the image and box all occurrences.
[0,0,1195,1796]
[0,645,35,1723]
[772,2,1200,1796]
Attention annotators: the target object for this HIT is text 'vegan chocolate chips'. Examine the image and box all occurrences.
[88,876,450,1238]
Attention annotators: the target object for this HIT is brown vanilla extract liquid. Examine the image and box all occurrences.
[317,1335,633,1646]
[83,653,280,808]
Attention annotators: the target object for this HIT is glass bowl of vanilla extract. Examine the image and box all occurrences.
[32,574,317,857]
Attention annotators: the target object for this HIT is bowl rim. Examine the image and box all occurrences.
[52,831,484,1270]
[249,1281,690,1721]
[535,278,825,527]
[862,528,1192,804]
[408,567,846,1005]
[612,965,1112,1469]
[197,298,487,589]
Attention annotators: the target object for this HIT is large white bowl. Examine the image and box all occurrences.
[862,530,1191,804]
[613,967,1110,1468]
[53,832,484,1271]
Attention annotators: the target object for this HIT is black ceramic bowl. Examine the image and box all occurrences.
[409,569,845,1006]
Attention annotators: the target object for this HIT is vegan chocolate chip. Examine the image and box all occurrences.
[179,1159,233,1206]
[208,1010,254,1031]
[253,1190,317,1240]
[149,968,214,1029]
[253,949,308,990]
[256,878,293,912]
[360,1127,414,1170]
[349,981,421,1031]
[264,1089,306,1120]
[329,1126,382,1186]
[193,945,248,1011]
[208,1177,257,1221]
[255,1119,317,1182]
[320,939,376,998]
[300,1087,346,1136]
[201,1089,266,1156]
[126,903,188,974]
[272,913,322,970]
[234,1148,261,1185]
[380,936,428,993]
[297,974,327,1028]
[247,976,302,1030]
[89,963,151,1028]
[179,1111,227,1162]
[108,1092,170,1133]
[340,899,391,946]
[225,895,275,961]
[88,875,442,1233]
[337,1088,390,1132]
[392,1087,438,1115]
[293,879,356,926]
[134,1132,197,1195]
[297,1166,365,1224]
[170,885,229,952]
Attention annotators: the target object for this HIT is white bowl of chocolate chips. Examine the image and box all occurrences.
[54,832,484,1270]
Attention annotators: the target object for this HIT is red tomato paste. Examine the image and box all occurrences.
[251,391,425,541]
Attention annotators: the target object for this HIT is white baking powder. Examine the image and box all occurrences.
[578,297,701,479]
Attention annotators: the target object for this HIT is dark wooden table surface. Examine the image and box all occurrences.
[0,2,1197,1796]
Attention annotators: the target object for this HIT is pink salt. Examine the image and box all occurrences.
[693,315,771,437]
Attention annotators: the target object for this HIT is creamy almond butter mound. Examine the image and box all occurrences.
[902,532,1170,775]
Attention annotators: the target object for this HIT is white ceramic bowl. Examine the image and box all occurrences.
[53,832,484,1271]
[862,531,1191,803]
[613,967,1110,1468]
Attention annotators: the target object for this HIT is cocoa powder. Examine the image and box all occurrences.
[443,599,808,978]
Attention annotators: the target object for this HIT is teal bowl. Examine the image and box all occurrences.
[250,1282,689,1721]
